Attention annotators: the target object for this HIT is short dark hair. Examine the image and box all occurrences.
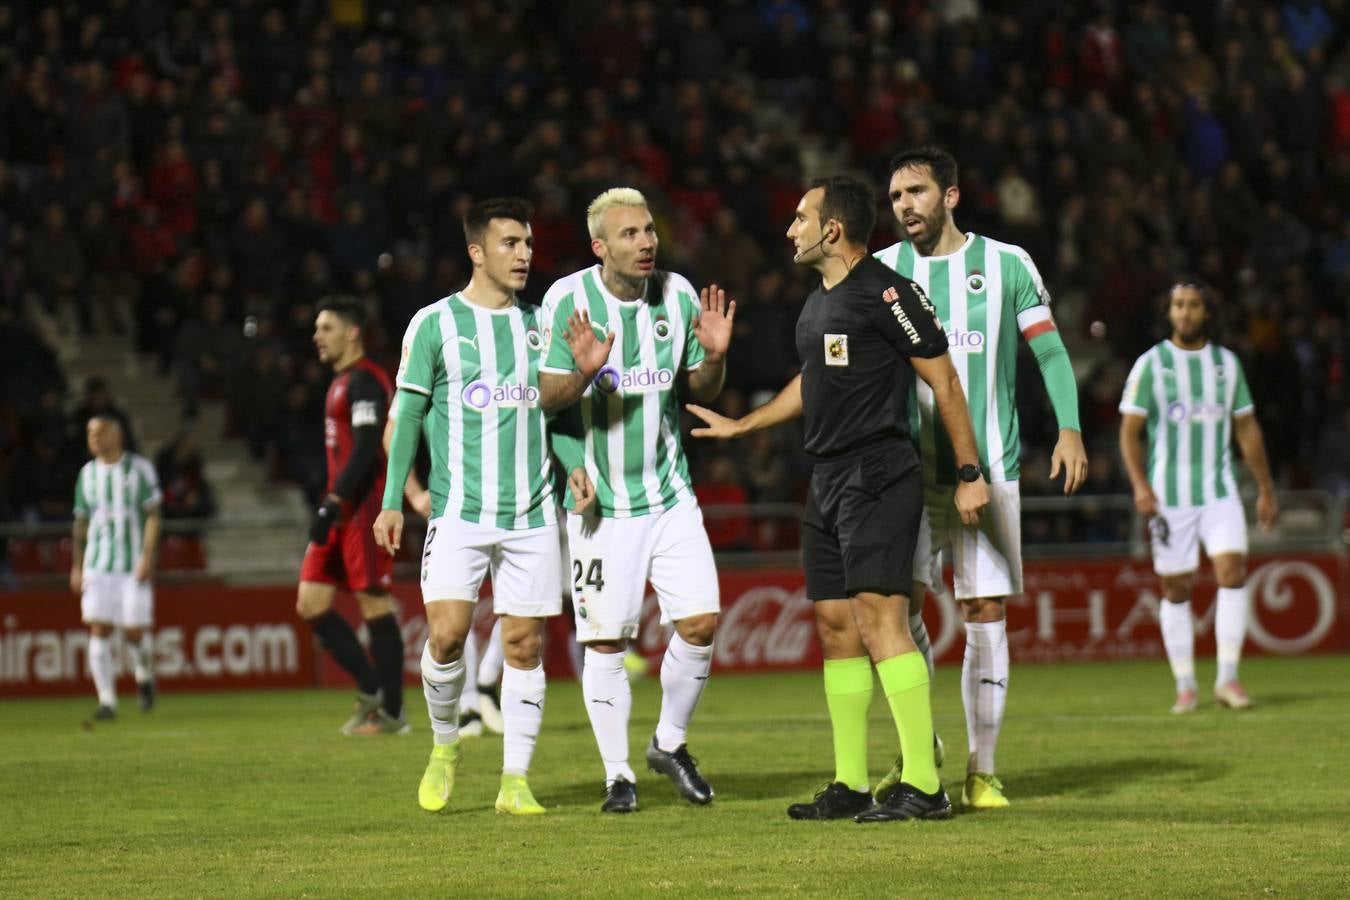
[807,175,876,245]
[1163,274,1219,337]
[1168,274,1216,312]
[888,146,960,192]
[317,295,366,328]
[463,197,534,247]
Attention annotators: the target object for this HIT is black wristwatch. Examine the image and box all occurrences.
[957,464,983,483]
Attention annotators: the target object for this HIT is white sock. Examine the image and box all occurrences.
[460,627,481,714]
[961,620,1008,775]
[88,635,116,707]
[501,663,546,775]
[1159,600,1197,693]
[1214,586,1248,687]
[655,633,713,752]
[421,641,465,745]
[582,648,635,784]
[478,619,504,689]
[909,611,935,679]
[131,634,154,685]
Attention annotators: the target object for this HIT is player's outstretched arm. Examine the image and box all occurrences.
[1118,413,1158,518]
[1234,412,1279,530]
[688,284,736,403]
[912,353,989,525]
[539,310,615,413]
[686,374,803,439]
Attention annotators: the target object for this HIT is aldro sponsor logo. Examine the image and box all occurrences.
[1165,401,1226,423]
[461,381,541,410]
[945,328,985,352]
[593,366,675,395]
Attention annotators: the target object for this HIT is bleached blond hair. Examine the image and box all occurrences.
[586,187,649,239]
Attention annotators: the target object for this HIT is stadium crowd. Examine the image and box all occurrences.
[1,0,1348,535]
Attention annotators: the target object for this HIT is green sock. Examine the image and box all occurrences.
[823,657,873,792]
[875,652,939,794]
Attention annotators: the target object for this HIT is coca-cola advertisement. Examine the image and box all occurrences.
[3,554,1344,698]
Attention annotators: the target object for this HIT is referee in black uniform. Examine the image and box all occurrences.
[688,175,988,822]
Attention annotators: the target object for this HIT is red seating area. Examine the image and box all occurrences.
[7,535,207,575]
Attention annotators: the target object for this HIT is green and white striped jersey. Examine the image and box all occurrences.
[1118,340,1253,508]
[540,266,704,518]
[875,233,1054,484]
[73,452,161,574]
[395,293,556,529]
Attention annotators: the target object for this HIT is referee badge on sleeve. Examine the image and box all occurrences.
[824,333,849,366]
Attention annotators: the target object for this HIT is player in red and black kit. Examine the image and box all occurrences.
[296,296,407,735]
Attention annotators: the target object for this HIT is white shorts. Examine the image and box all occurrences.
[912,480,1023,600]
[81,572,154,628]
[420,517,563,618]
[567,498,720,642]
[1149,497,1249,576]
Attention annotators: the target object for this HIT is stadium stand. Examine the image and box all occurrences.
[1,1,1346,569]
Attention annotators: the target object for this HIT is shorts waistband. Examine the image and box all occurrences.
[808,437,915,469]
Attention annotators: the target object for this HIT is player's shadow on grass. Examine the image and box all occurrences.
[1013,755,1228,799]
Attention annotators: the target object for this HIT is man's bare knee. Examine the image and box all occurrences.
[356,592,394,620]
[1212,555,1247,589]
[960,597,1006,623]
[424,602,472,663]
[295,582,335,620]
[1160,574,1194,603]
[674,613,717,647]
[501,616,544,669]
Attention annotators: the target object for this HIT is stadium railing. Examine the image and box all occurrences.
[1,491,1345,588]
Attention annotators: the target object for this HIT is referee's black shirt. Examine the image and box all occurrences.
[795,256,948,458]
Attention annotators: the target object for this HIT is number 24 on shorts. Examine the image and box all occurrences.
[573,558,605,593]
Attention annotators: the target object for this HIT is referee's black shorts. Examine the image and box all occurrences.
[802,440,923,601]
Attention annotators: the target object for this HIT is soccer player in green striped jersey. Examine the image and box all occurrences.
[873,147,1088,810]
[71,415,162,720]
[1119,279,1278,713]
[374,197,597,817]
[538,188,733,813]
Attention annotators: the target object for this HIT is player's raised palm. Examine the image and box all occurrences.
[694,284,736,359]
[563,310,615,378]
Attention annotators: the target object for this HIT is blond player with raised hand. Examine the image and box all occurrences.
[1119,279,1278,713]
[538,187,733,814]
[873,147,1088,811]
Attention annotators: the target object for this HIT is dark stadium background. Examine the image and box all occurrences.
[0,1,1346,674]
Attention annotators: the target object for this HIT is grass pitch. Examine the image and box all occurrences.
[2,655,1347,897]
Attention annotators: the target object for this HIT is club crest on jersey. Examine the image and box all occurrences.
[526,329,543,351]
[653,316,673,341]
[824,333,849,366]
[967,270,986,294]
